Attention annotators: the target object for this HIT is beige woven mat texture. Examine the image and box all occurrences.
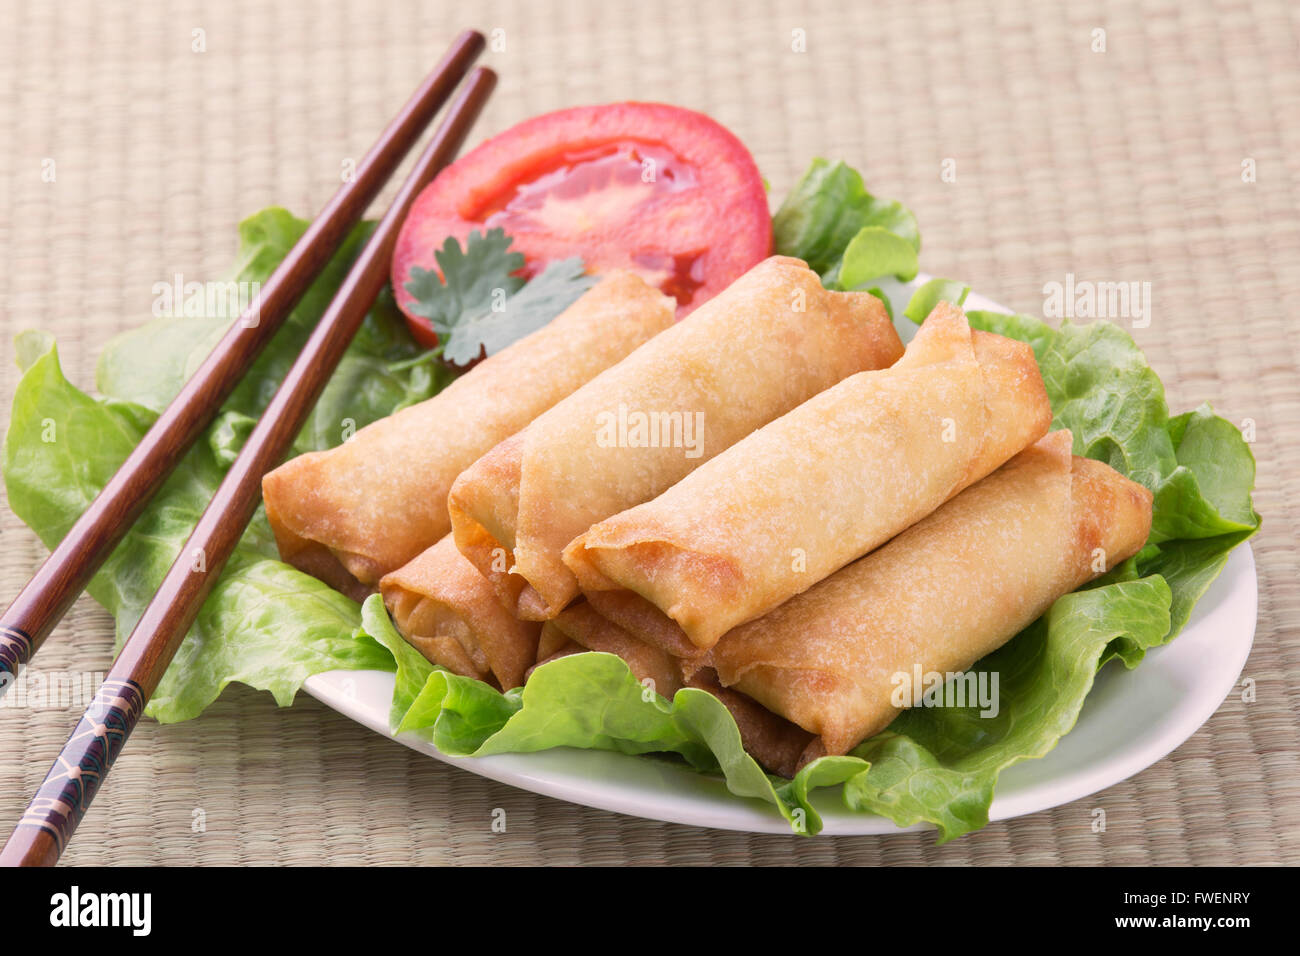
[0,0,1296,866]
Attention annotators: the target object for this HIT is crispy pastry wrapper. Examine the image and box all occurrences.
[564,304,1052,649]
[448,256,905,621]
[540,603,686,700]
[583,588,711,665]
[380,534,541,692]
[540,603,812,778]
[262,271,675,597]
[710,430,1154,765]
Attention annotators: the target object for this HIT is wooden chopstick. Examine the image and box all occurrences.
[0,65,498,868]
[0,29,485,690]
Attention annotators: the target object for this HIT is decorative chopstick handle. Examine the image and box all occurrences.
[2,680,147,867]
[0,625,33,685]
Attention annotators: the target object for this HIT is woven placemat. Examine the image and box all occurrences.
[1,0,1296,866]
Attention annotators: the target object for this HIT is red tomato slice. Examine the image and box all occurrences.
[392,102,772,348]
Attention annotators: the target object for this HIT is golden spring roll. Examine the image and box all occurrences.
[379,535,541,691]
[684,667,815,780]
[565,304,1052,649]
[262,271,676,599]
[544,603,813,777]
[526,640,586,681]
[534,621,575,665]
[448,256,905,621]
[583,588,709,664]
[543,603,686,699]
[711,430,1154,765]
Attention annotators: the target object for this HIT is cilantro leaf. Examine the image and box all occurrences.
[440,257,596,365]
[403,228,525,335]
[403,229,597,365]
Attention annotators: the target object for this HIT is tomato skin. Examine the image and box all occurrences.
[392,102,772,345]
[405,311,443,351]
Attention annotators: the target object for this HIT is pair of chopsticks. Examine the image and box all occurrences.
[0,31,496,866]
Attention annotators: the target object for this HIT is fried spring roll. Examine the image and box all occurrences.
[542,604,686,698]
[583,588,709,664]
[525,640,587,682]
[544,603,812,777]
[565,304,1052,649]
[262,272,676,599]
[711,430,1154,765]
[534,621,575,666]
[448,256,905,621]
[380,535,541,691]
[684,667,815,780]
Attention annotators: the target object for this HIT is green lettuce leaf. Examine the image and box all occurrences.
[95,208,445,457]
[866,286,895,323]
[1149,404,1259,542]
[966,311,1176,488]
[904,278,970,323]
[1135,530,1255,642]
[773,158,920,281]
[966,310,1261,646]
[358,593,441,728]
[836,227,920,287]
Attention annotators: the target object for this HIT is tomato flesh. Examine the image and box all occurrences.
[477,142,709,305]
[480,143,699,227]
[392,102,772,347]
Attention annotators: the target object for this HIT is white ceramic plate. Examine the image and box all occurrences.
[303,284,1259,835]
